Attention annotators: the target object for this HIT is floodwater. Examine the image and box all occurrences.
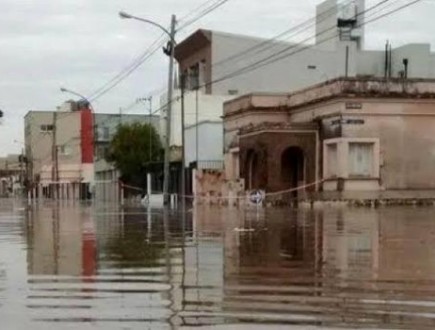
[1,200,435,329]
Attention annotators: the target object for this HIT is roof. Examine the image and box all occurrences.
[223,77,435,117]
[174,29,212,61]
[174,28,294,62]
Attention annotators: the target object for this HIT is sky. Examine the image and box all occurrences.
[0,0,433,156]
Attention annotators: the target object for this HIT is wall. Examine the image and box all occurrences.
[160,89,233,147]
[391,44,433,78]
[56,111,82,167]
[25,111,56,182]
[193,169,245,205]
[289,85,435,191]
[185,121,223,167]
[223,94,290,153]
[211,31,350,96]
[338,99,435,190]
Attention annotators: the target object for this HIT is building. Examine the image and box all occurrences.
[224,77,435,202]
[25,101,94,199]
[170,0,435,197]
[24,101,159,200]
[94,112,159,202]
[159,89,232,157]
[0,154,24,197]
[174,0,435,98]
[185,120,224,169]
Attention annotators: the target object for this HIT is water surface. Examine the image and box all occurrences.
[1,199,435,329]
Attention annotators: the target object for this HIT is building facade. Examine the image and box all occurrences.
[94,112,160,202]
[25,101,94,199]
[0,154,23,197]
[25,101,160,200]
[171,0,435,198]
[224,78,435,202]
[174,0,435,98]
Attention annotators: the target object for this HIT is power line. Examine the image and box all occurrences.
[178,0,231,31]
[88,38,167,102]
[108,0,354,126]
[86,0,232,103]
[146,0,421,115]
[87,0,233,103]
[208,0,409,86]
[178,0,221,22]
[211,0,356,69]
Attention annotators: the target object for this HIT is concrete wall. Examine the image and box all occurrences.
[290,88,435,191]
[160,89,233,147]
[210,31,351,96]
[223,94,290,153]
[185,121,224,168]
[338,100,435,190]
[25,111,56,182]
[56,111,82,167]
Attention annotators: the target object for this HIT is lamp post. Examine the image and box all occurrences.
[119,11,177,206]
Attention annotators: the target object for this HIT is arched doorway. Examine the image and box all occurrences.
[281,147,305,199]
[246,149,260,190]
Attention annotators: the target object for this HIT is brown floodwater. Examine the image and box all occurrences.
[1,199,435,329]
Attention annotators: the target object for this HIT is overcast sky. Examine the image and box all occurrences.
[0,0,433,156]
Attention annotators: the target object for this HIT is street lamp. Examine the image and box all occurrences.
[119,11,177,206]
[60,87,94,109]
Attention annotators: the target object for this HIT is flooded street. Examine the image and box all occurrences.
[1,200,435,329]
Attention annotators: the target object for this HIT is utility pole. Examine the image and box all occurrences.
[162,14,176,206]
[19,148,24,191]
[118,11,176,206]
[147,97,153,162]
[51,111,59,199]
[180,74,186,208]
[195,73,199,166]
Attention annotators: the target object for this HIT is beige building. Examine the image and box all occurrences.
[25,100,160,201]
[24,101,93,199]
[224,77,435,202]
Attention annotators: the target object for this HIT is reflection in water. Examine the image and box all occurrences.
[1,201,435,328]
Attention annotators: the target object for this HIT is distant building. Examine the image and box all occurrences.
[25,101,94,199]
[223,78,435,202]
[0,154,23,197]
[24,101,159,200]
[94,112,159,202]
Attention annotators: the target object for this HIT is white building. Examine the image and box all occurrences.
[185,121,224,169]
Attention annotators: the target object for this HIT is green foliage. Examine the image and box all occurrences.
[106,122,162,184]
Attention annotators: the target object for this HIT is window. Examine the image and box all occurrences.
[326,143,338,178]
[103,127,110,140]
[40,124,54,132]
[189,64,199,90]
[59,145,72,156]
[96,146,110,160]
[348,142,374,177]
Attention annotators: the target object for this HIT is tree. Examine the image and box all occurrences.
[106,122,162,186]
